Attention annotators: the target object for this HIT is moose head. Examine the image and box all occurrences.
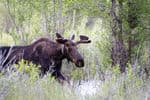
[55,33,91,67]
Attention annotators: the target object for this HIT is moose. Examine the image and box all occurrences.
[0,33,91,81]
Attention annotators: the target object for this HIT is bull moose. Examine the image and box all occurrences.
[0,33,91,81]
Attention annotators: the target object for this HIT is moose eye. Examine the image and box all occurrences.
[65,43,69,47]
[68,48,72,52]
[72,43,76,46]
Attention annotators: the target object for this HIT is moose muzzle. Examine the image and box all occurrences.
[75,59,84,67]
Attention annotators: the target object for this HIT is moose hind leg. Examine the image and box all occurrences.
[40,67,49,76]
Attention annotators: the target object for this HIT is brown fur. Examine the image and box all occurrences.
[0,33,91,81]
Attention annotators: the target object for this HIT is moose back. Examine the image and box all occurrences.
[0,33,91,80]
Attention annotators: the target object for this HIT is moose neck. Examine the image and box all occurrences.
[60,46,72,63]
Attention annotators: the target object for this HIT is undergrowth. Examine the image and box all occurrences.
[0,62,149,100]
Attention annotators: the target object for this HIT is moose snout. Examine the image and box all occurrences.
[75,59,84,67]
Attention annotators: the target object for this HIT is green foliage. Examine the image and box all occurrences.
[126,64,142,88]
[95,64,148,100]
[0,63,149,100]
[14,59,40,82]
[70,68,85,80]
[111,64,121,76]
[0,73,77,100]
[0,0,149,99]
[0,33,14,45]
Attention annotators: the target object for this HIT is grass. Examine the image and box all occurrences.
[0,64,149,100]
[0,72,76,100]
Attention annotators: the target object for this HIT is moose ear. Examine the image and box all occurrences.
[56,33,63,38]
[70,33,75,40]
[56,38,68,44]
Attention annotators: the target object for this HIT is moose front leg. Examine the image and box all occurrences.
[51,61,66,81]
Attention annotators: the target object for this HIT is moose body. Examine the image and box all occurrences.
[0,33,91,81]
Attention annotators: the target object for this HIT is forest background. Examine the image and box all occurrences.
[0,0,150,100]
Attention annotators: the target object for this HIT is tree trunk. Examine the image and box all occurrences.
[110,0,128,72]
[127,0,139,64]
